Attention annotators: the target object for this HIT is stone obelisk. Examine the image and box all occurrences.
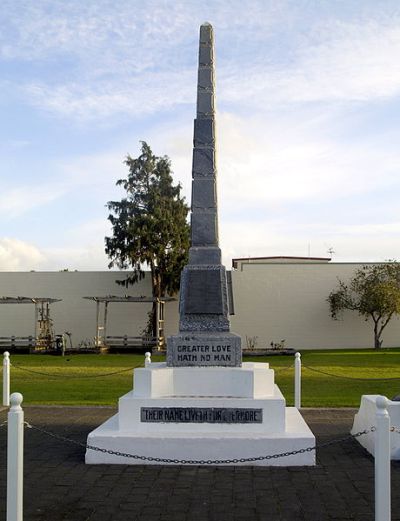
[167,23,242,367]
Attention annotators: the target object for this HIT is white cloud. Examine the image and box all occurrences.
[0,184,68,219]
[221,19,400,107]
[23,70,195,121]
[0,233,111,272]
[0,238,46,270]
[214,112,400,211]
[220,219,400,266]
[4,3,400,121]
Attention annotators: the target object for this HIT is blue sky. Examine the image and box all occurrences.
[1,0,400,270]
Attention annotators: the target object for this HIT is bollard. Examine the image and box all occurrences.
[7,392,24,521]
[375,395,391,521]
[145,352,151,367]
[294,352,301,409]
[3,351,10,407]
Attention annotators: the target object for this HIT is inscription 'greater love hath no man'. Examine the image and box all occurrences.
[176,344,231,362]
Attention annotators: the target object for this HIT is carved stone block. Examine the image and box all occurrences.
[191,212,218,246]
[192,178,216,209]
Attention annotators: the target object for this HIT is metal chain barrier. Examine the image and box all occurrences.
[9,362,142,379]
[16,421,376,465]
[302,363,400,381]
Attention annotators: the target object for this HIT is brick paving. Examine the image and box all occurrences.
[0,406,399,520]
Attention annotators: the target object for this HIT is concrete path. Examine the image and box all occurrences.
[0,407,399,520]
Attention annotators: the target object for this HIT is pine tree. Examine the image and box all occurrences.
[105,141,190,336]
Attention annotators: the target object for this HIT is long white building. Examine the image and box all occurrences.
[0,257,398,350]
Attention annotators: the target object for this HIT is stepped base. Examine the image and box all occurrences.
[86,362,315,466]
[86,407,315,466]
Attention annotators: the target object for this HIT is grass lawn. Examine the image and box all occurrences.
[5,349,400,407]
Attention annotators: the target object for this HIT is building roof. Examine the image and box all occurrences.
[232,256,332,268]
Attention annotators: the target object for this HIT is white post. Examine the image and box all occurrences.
[7,392,24,521]
[294,352,301,409]
[145,352,151,367]
[3,351,10,407]
[375,395,391,521]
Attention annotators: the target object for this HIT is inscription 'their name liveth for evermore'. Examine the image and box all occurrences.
[141,407,263,424]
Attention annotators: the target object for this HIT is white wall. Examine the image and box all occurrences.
[230,262,400,349]
[0,263,399,349]
[0,271,179,347]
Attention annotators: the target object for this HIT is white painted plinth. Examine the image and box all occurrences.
[86,407,315,466]
[86,362,315,466]
[351,395,400,459]
[133,362,275,398]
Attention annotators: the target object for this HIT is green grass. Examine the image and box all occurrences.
[6,349,400,407]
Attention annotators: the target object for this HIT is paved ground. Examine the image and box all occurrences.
[0,407,399,521]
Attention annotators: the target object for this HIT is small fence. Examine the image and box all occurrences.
[2,390,395,521]
[0,337,35,351]
[0,335,160,354]
[2,351,399,520]
[105,335,158,349]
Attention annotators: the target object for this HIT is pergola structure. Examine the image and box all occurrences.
[0,296,62,350]
[83,296,176,351]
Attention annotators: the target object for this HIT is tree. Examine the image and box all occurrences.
[327,262,400,349]
[105,141,190,336]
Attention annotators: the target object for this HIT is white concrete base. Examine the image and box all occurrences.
[133,362,275,398]
[86,407,315,466]
[351,395,400,459]
[86,362,315,466]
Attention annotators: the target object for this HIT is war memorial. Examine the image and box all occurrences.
[86,23,315,466]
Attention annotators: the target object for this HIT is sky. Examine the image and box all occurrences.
[1,0,400,271]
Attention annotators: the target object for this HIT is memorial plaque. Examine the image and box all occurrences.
[141,407,263,423]
[167,332,241,366]
[184,270,222,314]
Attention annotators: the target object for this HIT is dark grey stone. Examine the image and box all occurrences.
[193,119,214,146]
[199,45,212,66]
[140,407,263,424]
[166,23,243,367]
[179,313,230,332]
[182,269,223,314]
[167,332,242,366]
[198,67,213,90]
[188,246,221,265]
[191,211,218,245]
[192,148,215,176]
[197,91,214,115]
[200,23,213,44]
[192,178,216,209]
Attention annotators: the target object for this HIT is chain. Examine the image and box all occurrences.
[302,364,400,381]
[21,422,376,465]
[10,363,142,379]
[390,426,400,434]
